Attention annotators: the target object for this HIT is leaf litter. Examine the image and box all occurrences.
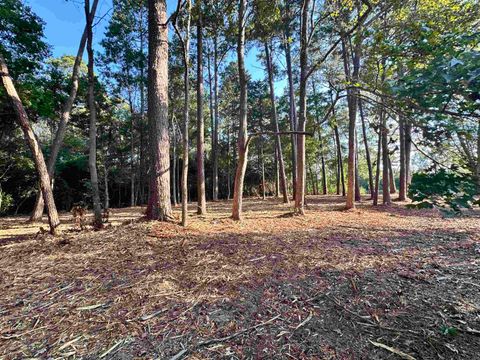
[0,196,479,359]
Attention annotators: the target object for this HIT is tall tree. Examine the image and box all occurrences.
[30,0,100,221]
[146,0,173,220]
[0,55,60,234]
[196,0,207,215]
[265,41,289,203]
[232,0,249,220]
[85,0,102,228]
[173,0,192,226]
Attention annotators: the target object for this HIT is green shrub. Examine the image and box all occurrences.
[407,169,479,213]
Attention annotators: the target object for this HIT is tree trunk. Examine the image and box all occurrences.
[355,133,361,201]
[196,3,207,215]
[232,0,248,221]
[146,0,173,220]
[212,34,220,201]
[398,114,407,200]
[373,129,381,205]
[359,99,374,197]
[283,1,297,199]
[0,55,60,234]
[172,119,178,206]
[381,109,391,205]
[388,155,396,194]
[85,0,102,228]
[130,116,136,207]
[274,147,280,197]
[294,0,310,215]
[312,82,327,195]
[265,41,289,203]
[104,160,110,209]
[405,118,412,185]
[30,0,100,221]
[477,118,480,192]
[334,124,346,196]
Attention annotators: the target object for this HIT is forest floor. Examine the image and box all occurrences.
[0,196,479,360]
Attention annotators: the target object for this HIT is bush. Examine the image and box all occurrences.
[408,169,479,214]
[0,190,13,214]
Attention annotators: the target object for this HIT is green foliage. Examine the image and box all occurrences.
[0,190,13,214]
[408,169,479,213]
[0,0,50,77]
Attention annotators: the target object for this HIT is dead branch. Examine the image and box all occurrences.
[169,314,280,360]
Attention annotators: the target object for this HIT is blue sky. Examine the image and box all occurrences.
[25,0,281,87]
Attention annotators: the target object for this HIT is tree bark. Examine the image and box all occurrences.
[312,82,327,195]
[146,0,173,220]
[0,55,60,234]
[172,118,178,206]
[196,3,207,215]
[342,39,358,210]
[359,99,374,197]
[405,118,412,185]
[381,109,391,205]
[173,0,192,226]
[283,1,297,199]
[30,0,100,221]
[85,0,102,228]
[232,0,249,220]
[388,154,396,194]
[373,128,381,205]
[334,124,346,196]
[265,41,289,204]
[212,34,220,201]
[294,0,310,215]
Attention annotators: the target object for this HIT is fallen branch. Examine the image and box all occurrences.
[169,314,280,360]
[369,340,416,360]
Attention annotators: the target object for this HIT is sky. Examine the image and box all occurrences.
[25,0,281,87]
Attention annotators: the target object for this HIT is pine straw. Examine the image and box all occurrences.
[0,196,479,359]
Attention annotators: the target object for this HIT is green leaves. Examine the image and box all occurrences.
[408,170,479,214]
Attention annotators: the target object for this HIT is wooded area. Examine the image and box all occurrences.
[0,0,479,358]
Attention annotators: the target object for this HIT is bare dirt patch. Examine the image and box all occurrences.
[0,196,479,359]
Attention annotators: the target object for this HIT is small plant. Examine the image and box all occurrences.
[407,169,479,214]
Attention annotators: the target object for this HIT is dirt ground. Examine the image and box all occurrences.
[0,196,479,359]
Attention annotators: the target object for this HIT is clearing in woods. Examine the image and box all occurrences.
[0,196,479,359]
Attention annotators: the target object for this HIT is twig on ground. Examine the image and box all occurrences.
[369,340,416,360]
[169,314,280,360]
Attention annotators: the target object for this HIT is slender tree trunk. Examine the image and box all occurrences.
[381,109,391,205]
[196,3,207,215]
[85,0,102,228]
[294,0,310,215]
[172,119,178,206]
[398,114,407,200]
[0,55,60,234]
[320,131,327,195]
[227,120,232,199]
[312,82,327,195]
[342,38,359,210]
[30,0,100,221]
[104,160,110,209]
[265,41,289,203]
[232,0,248,220]
[405,118,412,185]
[334,124,346,196]
[373,129,381,205]
[359,99,373,197]
[283,2,297,199]
[146,0,173,220]
[173,0,192,226]
[477,118,480,192]
[355,133,361,201]
[274,147,280,197]
[388,155,396,194]
[130,116,136,207]
[212,34,220,201]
